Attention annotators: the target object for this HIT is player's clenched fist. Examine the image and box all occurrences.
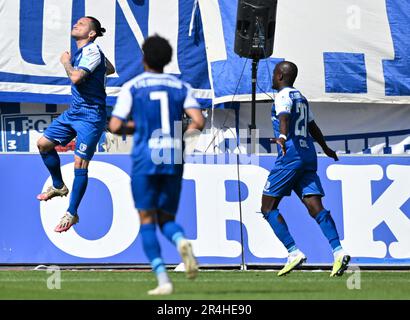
[60,51,71,64]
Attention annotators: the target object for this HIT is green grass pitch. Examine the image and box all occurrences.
[0,270,409,300]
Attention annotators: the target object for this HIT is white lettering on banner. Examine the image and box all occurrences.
[235,165,288,258]
[327,165,410,259]
[346,5,361,30]
[42,0,72,74]
[289,0,393,99]
[116,0,145,50]
[2,114,57,152]
[118,0,181,74]
[0,0,180,77]
[200,0,396,102]
[40,161,140,258]
[149,0,181,74]
[197,0,227,62]
[85,0,117,75]
[184,164,288,258]
[0,0,72,77]
[37,162,410,260]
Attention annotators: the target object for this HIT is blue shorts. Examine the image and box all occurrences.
[263,168,324,199]
[131,174,183,215]
[43,107,106,160]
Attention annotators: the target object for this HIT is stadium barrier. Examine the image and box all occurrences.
[0,154,409,266]
[323,129,410,154]
[217,129,410,155]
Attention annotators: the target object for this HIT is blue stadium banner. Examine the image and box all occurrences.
[199,0,410,104]
[0,0,211,106]
[1,1,410,106]
[0,154,409,265]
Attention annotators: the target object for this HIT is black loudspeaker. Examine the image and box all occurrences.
[234,0,278,59]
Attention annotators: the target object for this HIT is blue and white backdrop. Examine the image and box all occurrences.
[0,0,409,104]
[0,1,409,265]
[0,154,409,265]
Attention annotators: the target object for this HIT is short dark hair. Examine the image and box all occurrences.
[142,35,173,71]
[86,16,106,38]
[277,61,298,85]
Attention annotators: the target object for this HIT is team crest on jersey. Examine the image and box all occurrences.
[79,143,88,152]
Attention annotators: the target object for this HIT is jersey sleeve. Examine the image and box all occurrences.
[183,83,201,109]
[274,90,293,115]
[112,83,133,120]
[77,45,101,73]
[308,107,315,123]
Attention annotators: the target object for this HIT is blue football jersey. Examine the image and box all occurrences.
[112,72,201,175]
[272,87,317,170]
[71,42,107,110]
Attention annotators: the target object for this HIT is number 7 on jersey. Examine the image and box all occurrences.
[150,91,170,135]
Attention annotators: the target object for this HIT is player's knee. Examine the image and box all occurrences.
[303,198,324,218]
[37,141,44,152]
[140,218,155,225]
[314,209,330,223]
[158,212,174,229]
[74,156,89,169]
[261,203,278,215]
[262,208,281,222]
[307,205,325,219]
[37,139,50,153]
[139,213,156,225]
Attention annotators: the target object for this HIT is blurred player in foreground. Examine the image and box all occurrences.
[109,35,205,295]
[37,17,115,232]
[262,61,350,277]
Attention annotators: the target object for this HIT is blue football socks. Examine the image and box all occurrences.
[315,209,341,251]
[67,168,88,215]
[40,149,64,189]
[263,209,297,253]
[141,224,170,285]
[160,221,185,248]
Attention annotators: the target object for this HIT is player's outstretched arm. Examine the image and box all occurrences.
[183,108,205,155]
[184,108,205,132]
[276,113,289,155]
[105,58,116,76]
[108,117,135,135]
[308,120,338,161]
